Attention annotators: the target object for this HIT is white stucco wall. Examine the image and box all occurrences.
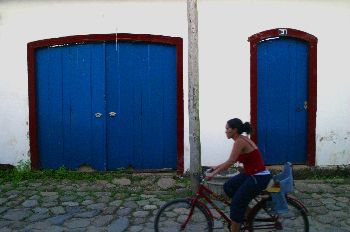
[0,0,189,166]
[0,0,349,169]
[197,0,350,167]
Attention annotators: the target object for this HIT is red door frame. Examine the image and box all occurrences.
[27,33,184,173]
[248,28,318,166]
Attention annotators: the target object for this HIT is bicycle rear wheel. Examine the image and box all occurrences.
[248,196,309,232]
[154,198,213,232]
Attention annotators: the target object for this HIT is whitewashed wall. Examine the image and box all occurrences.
[197,0,350,167]
[0,0,189,167]
[0,0,349,170]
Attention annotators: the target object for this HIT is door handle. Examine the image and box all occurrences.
[109,112,117,117]
[296,101,308,112]
[95,113,102,118]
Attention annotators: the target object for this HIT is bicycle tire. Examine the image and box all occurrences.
[154,198,213,232]
[247,195,309,232]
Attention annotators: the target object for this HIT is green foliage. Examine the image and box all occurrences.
[1,164,349,186]
[0,159,32,184]
[175,175,191,185]
[0,165,134,185]
[294,165,350,180]
[15,159,31,172]
[269,165,350,181]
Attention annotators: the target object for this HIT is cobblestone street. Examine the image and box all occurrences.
[0,175,350,231]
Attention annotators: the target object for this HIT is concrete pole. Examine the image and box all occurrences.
[187,0,201,193]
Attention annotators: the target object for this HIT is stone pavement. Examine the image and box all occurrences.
[0,175,350,232]
[293,180,350,232]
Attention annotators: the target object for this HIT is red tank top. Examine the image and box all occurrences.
[237,149,266,175]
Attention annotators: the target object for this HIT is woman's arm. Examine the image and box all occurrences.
[206,139,244,179]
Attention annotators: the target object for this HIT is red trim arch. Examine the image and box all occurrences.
[248,28,318,166]
[27,33,184,173]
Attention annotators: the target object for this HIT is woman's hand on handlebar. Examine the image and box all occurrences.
[204,167,215,181]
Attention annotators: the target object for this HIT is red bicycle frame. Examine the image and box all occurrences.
[180,183,274,231]
[181,183,232,229]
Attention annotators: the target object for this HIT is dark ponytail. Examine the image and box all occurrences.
[227,118,252,135]
[242,122,252,135]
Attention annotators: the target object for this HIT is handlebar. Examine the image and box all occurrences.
[197,167,214,183]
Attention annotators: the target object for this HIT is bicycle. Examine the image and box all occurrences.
[154,162,309,231]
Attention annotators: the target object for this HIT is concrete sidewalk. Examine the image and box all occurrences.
[0,176,350,231]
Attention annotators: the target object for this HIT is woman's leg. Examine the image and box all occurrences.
[224,174,249,232]
[229,174,271,230]
[230,221,240,232]
[223,173,248,198]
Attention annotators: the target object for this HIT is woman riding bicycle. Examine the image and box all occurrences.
[205,118,271,232]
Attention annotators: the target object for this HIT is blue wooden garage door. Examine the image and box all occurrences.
[36,42,177,170]
[257,38,308,164]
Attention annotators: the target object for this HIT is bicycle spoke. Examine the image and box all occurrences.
[154,199,213,232]
[249,197,309,232]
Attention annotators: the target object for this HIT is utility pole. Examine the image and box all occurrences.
[187,0,201,193]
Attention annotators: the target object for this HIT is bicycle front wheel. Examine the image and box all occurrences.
[154,198,213,232]
[248,196,309,232]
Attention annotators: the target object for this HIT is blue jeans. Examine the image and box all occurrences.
[223,173,271,223]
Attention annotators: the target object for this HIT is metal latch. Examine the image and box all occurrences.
[95,113,102,118]
[109,112,117,117]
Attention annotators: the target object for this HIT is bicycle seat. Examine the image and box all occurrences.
[266,162,294,193]
[265,179,280,193]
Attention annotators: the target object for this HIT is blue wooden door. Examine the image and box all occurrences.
[36,44,106,170]
[36,42,177,170]
[257,38,308,164]
[106,42,177,170]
